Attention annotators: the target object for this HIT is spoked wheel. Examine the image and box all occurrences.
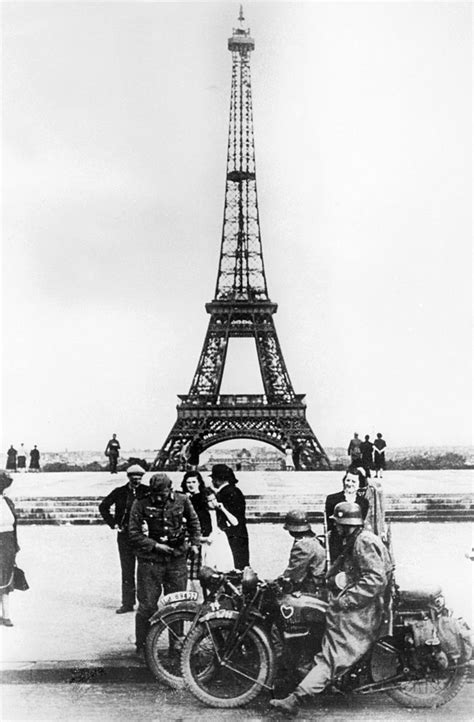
[387,665,468,708]
[145,609,197,689]
[181,617,275,708]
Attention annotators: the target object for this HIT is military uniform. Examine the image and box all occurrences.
[298,528,391,696]
[282,533,326,593]
[128,489,201,648]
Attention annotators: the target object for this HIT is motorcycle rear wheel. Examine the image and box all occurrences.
[387,665,468,708]
[145,609,197,689]
[181,618,275,708]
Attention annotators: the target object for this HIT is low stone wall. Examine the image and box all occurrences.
[12,491,474,524]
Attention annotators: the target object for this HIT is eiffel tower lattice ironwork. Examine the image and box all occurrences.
[154,9,330,471]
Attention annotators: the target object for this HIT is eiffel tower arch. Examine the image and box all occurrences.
[154,9,330,471]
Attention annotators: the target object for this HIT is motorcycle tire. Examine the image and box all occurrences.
[181,617,275,708]
[387,664,468,708]
[145,608,197,689]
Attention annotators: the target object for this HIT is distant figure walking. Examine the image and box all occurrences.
[17,444,27,473]
[187,434,203,470]
[98,464,148,613]
[373,433,387,478]
[105,433,121,474]
[284,440,295,471]
[6,447,17,473]
[347,433,362,464]
[359,435,374,478]
[29,446,40,472]
[0,472,19,627]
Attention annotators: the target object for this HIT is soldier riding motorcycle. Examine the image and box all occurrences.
[181,502,471,712]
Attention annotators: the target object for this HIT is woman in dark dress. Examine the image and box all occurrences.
[181,471,212,585]
[325,466,369,562]
[0,472,19,626]
[6,447,17,472]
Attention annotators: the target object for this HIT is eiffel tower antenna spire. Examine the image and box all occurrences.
[154,10,330,471]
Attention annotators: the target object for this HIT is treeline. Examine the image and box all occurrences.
[386,452,468,470]
[42,457,151,473]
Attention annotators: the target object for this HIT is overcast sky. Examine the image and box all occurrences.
[1,1,471,453]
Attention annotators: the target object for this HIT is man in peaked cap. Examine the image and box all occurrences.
[128,472,201,653]
[270,502,392,716]
[99,463,148,614]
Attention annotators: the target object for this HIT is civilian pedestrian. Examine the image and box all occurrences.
[0,472,20,627]
[29,446,40,472]
[98,463,148,614]
[347,433,362,464]
[325,467,369,562]
[359,435,373,478]
[17,444,27,473]
[6,447,17,473]
[104,433,121,474]
[209,464,249,570]
[373,433,387,478]
[181,471,212,591]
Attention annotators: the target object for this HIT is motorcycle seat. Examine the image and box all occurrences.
[398,584,442,609]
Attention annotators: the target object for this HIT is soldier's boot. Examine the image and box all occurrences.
[135,613,149,654]
[269,692,303,717]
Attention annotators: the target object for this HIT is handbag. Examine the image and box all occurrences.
[13,565,29,591]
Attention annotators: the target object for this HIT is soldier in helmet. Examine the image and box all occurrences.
[128,473,201,654]
[278,510,326,594]
[271,501,392,716]
[99,464,148,614]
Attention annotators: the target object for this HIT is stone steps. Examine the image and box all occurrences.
[12,493,474,524]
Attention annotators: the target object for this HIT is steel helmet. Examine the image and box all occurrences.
[330,501,363,526]
[126,464,145,476]
[283,509,312,533]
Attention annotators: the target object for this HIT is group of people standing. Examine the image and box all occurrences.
[347,432,387,478]
[98,462,249,653]
[6,444,40,473]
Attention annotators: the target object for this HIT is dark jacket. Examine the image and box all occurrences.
[98,483,148,532]
[325,491,369,562]
[188,493,212,537]
[215,484,248,539]
[3,496,19,552]
[128,490,201,561]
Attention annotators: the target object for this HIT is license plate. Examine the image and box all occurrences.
[161,591,199,605]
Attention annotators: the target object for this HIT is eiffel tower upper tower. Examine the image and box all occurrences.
[154,8,330,471]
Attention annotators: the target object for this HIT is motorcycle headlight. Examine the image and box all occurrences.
[242,567,258,596]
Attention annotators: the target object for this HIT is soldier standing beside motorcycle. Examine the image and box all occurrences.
[271,501,392,716]
[279,510,326,594]
[128,473,201,654]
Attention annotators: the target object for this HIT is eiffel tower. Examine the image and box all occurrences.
[154,8,330,471]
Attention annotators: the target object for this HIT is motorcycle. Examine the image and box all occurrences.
[144,566,242,688]
[180,567,471,708]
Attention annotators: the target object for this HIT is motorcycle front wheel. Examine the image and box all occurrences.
[181,617,275,707]
[145,609,197,689]
[387,664,468,708]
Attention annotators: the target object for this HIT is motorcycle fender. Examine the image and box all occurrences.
[149,599,199,626]
[199,609,239,624]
